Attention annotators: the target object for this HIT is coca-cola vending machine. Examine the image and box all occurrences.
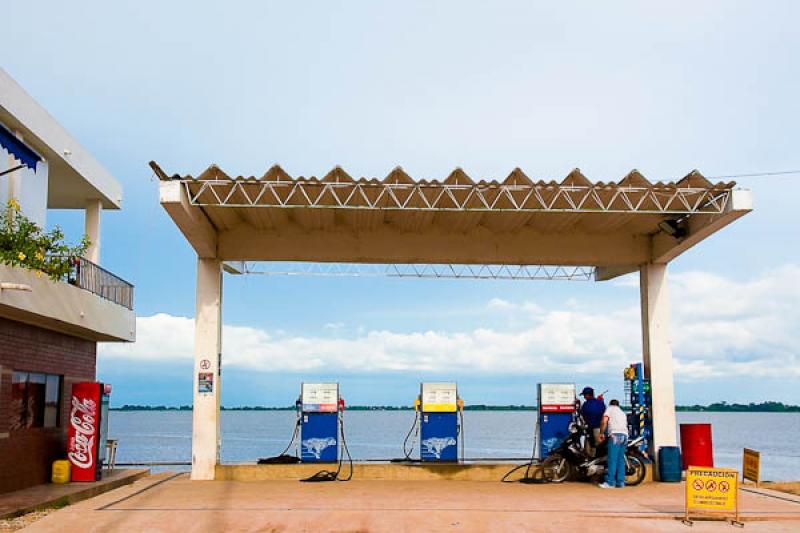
[67,382,111,482]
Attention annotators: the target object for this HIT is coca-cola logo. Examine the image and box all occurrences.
[68,397,97,469]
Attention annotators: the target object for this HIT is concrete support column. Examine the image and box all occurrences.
[640,263,678,463]
[84,200,102,264]
[191,257,223,480]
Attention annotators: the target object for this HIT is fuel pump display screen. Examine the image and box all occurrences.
[537,382,576,459]
[421,382,457,412]
[539,383,576,413]
[302,382,339,412]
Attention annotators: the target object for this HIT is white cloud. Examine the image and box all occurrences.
[668,264,800,379]
[486,297,513,310]
[100,265,800,380]
[486,298,543,314]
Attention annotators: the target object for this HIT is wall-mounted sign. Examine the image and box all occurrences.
[198,372,214,394]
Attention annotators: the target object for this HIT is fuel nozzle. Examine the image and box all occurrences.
[413,396,421,412]
[339,397,346,412]
[457,398,464,412]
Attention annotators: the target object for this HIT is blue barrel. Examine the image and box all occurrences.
[658,446,682,482]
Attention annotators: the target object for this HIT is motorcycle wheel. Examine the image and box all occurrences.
[624,455,647,486]
[541,454,572,483]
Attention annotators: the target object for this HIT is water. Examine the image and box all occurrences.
[109,411,800,481]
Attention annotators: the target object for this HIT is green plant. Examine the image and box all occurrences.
[0,199,89,281]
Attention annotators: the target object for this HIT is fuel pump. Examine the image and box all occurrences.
[257,382,351,475]
[417,382,463,462]
[289,382,353,482]
[623,363,652,455]
[537,383,576,459]
[299,382,341,462]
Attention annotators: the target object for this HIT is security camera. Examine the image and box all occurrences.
[658,219,687,238]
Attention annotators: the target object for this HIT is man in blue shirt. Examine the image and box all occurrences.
[579,387,606,455]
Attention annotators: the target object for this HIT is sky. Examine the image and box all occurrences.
[2,1,799,407]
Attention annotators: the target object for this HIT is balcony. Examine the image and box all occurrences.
[0,261,135,342]
[65,257,134,310]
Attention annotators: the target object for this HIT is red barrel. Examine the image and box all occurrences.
[679,423,714,470]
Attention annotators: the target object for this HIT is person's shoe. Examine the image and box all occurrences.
[597,482,613,489]
[616,485,625,488]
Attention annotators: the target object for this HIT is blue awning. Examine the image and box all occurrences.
[0,122,40,171]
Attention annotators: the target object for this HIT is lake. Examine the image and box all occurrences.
[108,411,800,481]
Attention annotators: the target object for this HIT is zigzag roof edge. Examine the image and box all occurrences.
[150,162,737,189]
[444,167,475,185]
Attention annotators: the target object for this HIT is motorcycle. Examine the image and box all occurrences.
[541,415,648,486]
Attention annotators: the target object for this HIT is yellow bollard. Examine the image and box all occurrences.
[51,460,71,484]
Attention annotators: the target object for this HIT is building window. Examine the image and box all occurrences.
[10,371,62,430]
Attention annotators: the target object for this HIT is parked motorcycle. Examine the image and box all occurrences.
[541,415,648,486]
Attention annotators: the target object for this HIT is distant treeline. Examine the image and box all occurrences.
[676,401,800,412]
[113,405,196,411]
[110,404,535,411]
[111,402,799,412]
[110,404,537,411]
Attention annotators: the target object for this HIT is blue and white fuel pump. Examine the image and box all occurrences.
[416,382,464,462]
[537,383,576,459]
[299,382,341,463]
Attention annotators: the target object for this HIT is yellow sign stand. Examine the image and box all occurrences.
[742,448,761,487]
[684,466,743,527]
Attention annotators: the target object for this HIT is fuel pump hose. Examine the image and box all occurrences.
[301,407,352,482]
[501,425,544,483]
[401,410,420,461]
[257,416,301,464]
[457,405,465,463]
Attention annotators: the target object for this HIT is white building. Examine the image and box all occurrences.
[0,68,134,493]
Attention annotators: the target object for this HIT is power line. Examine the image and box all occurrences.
[706,169,800,179]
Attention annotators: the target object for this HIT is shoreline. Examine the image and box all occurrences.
[110,405,800,413]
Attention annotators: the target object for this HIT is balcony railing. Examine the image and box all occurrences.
[66,257,134,310]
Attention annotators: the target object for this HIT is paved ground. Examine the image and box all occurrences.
[22,473,800,532]
[0,469,148,520]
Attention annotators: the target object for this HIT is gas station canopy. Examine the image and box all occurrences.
[152,162,751,280]
[153,160,752,481]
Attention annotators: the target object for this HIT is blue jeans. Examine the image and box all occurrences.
[605,433,628,487]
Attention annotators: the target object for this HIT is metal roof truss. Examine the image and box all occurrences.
[234,262,596,281]
[183,180,731,215]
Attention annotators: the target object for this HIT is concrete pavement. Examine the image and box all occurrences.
[0,469,148,520]
[23,472,800,532]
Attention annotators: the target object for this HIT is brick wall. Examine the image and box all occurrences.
[0,317,96,493]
